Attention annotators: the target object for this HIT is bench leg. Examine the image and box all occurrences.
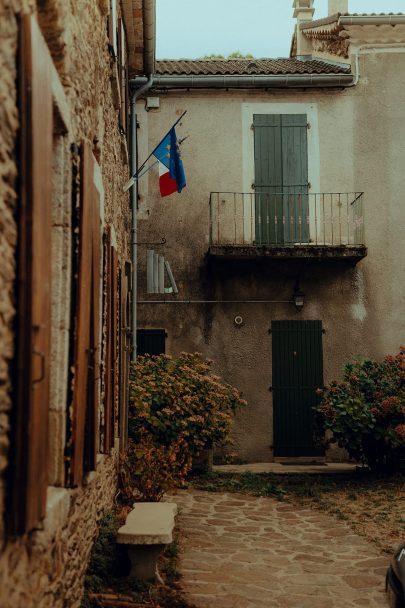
[127,544,166,581]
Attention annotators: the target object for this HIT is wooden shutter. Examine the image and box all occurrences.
[108,0,118,57]
[84,167,101,471]
[12,14,53,533]
[103,233,118,452]
[70,143,94,485]
[118,19,128,134]
[253,114,309,245]
[119,262,132,451]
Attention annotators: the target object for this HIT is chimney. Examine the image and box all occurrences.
[328,0,348,15]
[293,0,314,57]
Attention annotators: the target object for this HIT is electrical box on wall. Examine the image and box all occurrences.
[146,97,160,110]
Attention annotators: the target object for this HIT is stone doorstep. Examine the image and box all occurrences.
[116,502,178,581]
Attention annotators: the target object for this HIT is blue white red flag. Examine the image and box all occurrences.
[153,127,186,197]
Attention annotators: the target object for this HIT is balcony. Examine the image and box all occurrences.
[208,192,367,263]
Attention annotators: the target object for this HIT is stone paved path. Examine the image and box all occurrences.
[172,489,388,608]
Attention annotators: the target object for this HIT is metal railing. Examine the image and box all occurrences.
[209,192,364,247]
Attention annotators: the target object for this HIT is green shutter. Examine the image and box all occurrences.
[254,114,309,245]
[272,320,324,457]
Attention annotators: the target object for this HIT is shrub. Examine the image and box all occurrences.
[315,347,405,473]
[127,352,246,499]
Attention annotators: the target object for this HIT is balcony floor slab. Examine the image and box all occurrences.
[208,244,367,263]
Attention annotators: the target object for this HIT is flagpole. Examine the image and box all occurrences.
[123,110,187,191]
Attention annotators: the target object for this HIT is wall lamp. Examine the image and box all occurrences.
[293,285,305,312]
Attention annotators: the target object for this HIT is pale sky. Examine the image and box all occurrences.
[156,0,405,59]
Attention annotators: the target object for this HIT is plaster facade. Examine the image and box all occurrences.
[0,0,133,604]
[137,44,405,462]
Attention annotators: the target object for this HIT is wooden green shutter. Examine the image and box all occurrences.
[254,114,309,245]
[13,13,53,533]
[272,320,324,458]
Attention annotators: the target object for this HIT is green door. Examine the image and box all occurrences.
[272,320,324,457]
[254,114,309,245]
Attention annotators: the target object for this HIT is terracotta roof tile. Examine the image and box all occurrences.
[155,59,351,76]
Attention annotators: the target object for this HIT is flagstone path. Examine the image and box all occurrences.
[171,489,388,608]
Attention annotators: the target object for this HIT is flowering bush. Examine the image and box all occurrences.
[315,347,405,472]
[127,353,247,499]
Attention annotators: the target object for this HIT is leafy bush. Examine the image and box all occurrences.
[127,353,246,499]
[315,348,405,472]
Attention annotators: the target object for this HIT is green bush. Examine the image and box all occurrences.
[127,352,246,499]
[315,348,405,473]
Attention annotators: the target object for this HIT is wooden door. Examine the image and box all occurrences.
[272,320,324,457]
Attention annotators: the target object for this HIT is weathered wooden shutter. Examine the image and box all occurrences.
[70,143,94,485]
[272,320,324,458]
[108,0,118,57]
[119,262,132,451]
[137,330,167,356]
[84,167,101,471]
[254,114,308,245]
[118,19,128,134]
[12,13,53,533]
[103,234,118,452]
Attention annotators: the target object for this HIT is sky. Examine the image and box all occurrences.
[156,0,405,59]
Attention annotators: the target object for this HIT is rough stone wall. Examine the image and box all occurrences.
[0,0,131,604]
[0,453,118,608]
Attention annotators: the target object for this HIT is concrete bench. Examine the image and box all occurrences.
[117,502,177,581]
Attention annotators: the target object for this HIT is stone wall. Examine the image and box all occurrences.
[0,0,132,604]
[0,453,118,608]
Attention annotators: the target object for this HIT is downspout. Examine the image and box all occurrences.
[349,43,405,87]
[130,0,155,361]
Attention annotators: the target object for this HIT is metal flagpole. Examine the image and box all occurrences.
[123,110,187,192]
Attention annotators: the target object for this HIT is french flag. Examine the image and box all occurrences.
[153,127,186,198]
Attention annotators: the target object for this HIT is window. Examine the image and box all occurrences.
[137,330,167,356]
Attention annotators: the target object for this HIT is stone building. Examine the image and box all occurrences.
[0,0,150,605]
[136,0,405,462]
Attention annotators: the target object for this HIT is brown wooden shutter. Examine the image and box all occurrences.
[108,0,118,57]
[84,168,101,471]
[111,246,119,447]
[118,19,128,134]
[70,143,94,485]
[12,14,53,534]
[119,262,132,451]
[103,231,113,451]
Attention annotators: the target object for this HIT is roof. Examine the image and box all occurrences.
[301,12,405,30]
[155,59,351,76]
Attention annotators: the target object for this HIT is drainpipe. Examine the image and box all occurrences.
[130,0,155,361]
[349,43,405,87]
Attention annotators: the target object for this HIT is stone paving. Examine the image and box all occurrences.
[172,489,389,608]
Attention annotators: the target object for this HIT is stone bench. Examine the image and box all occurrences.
[117,502,177,581]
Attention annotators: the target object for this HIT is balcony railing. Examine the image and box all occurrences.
[209,192,365,248]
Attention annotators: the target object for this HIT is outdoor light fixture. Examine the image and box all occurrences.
[292,285,305,312]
